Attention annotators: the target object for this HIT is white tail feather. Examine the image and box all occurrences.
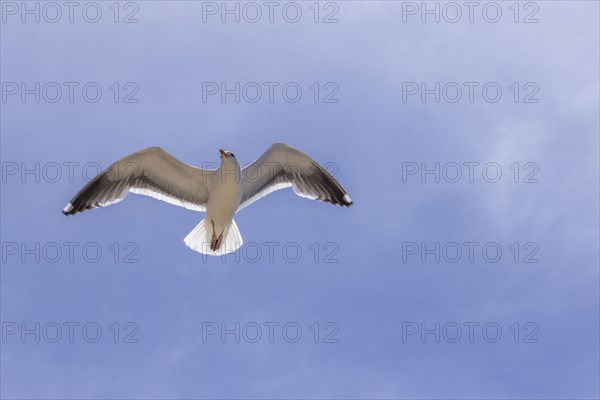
[183,219,243,256]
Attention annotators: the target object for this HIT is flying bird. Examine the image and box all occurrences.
[62,143,353,255]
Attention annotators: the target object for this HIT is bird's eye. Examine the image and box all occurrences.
[229,153,235,158]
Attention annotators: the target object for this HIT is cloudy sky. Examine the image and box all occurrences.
[1,1,599,398]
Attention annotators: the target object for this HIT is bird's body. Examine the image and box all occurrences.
[63,143,353,256]
[202,156,243,252]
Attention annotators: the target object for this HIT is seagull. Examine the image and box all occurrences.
[62,143,353,255]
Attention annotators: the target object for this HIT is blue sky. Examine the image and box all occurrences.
[1,1,599,398]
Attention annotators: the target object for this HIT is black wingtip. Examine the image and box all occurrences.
[342,194,353,207]
[62,203,75,216]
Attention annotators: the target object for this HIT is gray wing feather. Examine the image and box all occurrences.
[63,147,212,215]
[238,143,353,211]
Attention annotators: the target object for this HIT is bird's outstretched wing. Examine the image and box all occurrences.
[238,143,353,211]
[63,147,213,215]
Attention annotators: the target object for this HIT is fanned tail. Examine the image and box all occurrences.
[183,219,243,256]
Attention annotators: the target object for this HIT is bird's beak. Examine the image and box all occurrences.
[219,149,227,158]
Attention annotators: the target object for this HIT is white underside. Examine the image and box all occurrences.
[183,218,243,256]
[129,187,206,212]
[237,182,292,212]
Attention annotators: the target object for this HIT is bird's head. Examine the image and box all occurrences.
[219,148,239,167]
